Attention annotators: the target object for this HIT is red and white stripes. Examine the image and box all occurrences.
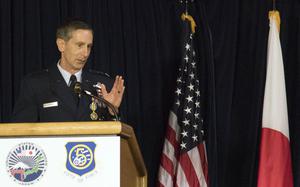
[158,111,208,187]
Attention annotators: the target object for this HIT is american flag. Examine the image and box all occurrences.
[157,13,208,187]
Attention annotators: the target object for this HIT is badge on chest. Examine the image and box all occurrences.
[89,98,98,120]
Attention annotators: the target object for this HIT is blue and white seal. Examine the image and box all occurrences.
[66,142,96,176]
[6,142,47,185]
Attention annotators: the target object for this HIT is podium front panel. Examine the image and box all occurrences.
[0,136,120,187]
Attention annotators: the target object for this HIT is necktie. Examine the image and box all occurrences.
[69,74,77,87]
[69,75,79,106]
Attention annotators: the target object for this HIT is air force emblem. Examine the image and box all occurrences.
[66,142,96,176]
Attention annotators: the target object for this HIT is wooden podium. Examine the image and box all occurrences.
[0,122,147,187]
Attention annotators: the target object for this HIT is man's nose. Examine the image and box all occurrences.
[82,47,90,58]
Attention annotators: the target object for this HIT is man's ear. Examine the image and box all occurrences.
[56,38,65,52]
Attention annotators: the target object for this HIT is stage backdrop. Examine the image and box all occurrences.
[1,0,300,187]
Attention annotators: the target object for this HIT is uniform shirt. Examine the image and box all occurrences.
[57,62,82,85]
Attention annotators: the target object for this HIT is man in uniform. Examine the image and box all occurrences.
[11,19,125,122]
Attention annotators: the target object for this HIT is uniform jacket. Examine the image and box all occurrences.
[11,65,114,122]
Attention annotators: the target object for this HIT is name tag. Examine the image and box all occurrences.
[43,101,58,108]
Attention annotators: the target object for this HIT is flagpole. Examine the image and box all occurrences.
[272,0,276,10]
[185,0,188,15]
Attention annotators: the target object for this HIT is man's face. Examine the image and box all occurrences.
[57,29,93,74]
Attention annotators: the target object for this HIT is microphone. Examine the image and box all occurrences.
[73,82,120,121]
[74,82,82,95]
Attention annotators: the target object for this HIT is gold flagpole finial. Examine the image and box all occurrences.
[181,13,197,33]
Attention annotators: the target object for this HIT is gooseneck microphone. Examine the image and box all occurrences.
[73,82,120,121]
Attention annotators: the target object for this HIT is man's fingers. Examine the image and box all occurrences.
[101,84,108,95]
[114,75,125,94]
[117,76,124,93]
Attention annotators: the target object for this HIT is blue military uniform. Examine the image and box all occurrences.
[11,64,114,122]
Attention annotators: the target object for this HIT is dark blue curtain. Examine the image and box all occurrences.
[1,0,300,187]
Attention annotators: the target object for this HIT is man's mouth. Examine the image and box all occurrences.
[77,59,86,64]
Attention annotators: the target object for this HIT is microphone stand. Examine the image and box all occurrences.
[74,82,120,121]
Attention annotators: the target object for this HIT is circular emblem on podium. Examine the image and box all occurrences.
[6,142,47,185]
[69,144,94,170]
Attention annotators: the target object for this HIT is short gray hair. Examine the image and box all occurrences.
[56,19,93,41]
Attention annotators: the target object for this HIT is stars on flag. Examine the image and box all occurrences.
[172,33,204,152]
[184,107,192,114]
[188,83,194,91]
[181,130,188,137]
[182,119,190,126]
[185,43,191,51]
[184,55,189,62]
[175,88,182,96]
[186,95,193,103]
[192,134,198,142]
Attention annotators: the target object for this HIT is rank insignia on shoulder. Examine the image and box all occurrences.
[88,69,111,78]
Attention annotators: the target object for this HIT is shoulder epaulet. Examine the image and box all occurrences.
[88,69,111,78]
[26,69,49,77]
